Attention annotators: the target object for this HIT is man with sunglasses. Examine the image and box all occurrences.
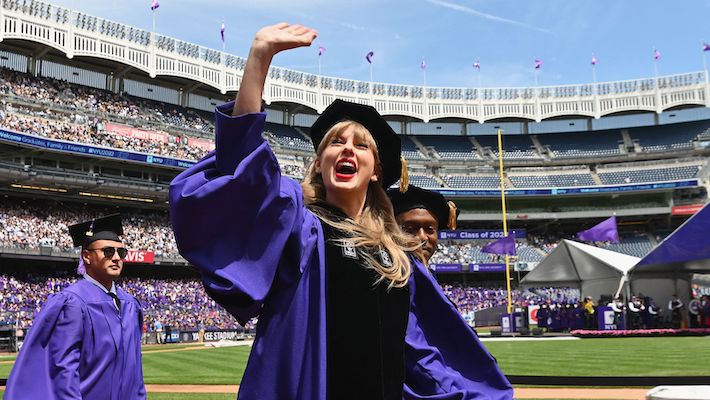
[4,214,146,400]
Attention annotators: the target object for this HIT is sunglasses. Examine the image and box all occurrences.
[86,246,128,259]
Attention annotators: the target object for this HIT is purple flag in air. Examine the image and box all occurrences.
[534,58,543,69]
[421,58,426,70]
[220,23,225,42]
[473,60,481,70]
[150,0,159,10]
[366,51,374,64]
[654,49,661,60]
[703,43,710,52]
[482,232,516,256]
[576,216,619,243]
[591,55,597,66]
[318,45,326,56]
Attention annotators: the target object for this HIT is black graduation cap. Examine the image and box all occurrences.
[68,214,124,248]
[309,99,407,190]
[387,185,458,230]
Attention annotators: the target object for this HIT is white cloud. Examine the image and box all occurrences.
[424,0,551,34]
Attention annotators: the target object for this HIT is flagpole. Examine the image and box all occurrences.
[496,128,513,315]
[422,65,427,88]
[222,21,225,53]
[369,63,374,104]
[152,10,156,34]
[702,43,708,84]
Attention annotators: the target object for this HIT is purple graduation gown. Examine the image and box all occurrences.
[169,102,513,400]
[4,280,146,400]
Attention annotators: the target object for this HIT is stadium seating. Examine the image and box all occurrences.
[264,122,313,151]
[416,135,480,160]
[537,130,623,158]
[442,174,501,188]
[597,164,702,185]
[475,134,540,160]
[631,120,710,152]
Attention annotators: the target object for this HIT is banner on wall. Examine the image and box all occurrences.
[104,123,169,143]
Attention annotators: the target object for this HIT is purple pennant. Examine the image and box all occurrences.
[473,60,481,70]
[576,216,619,243]
[150,0,159,10]
[318,45,326,56]
[482,232,516,256]
[220,23,225,42]
[366,51,374,64]
[591,55,597,66]
[534,58,543,69]
[703,43,710,52]
[654,49,661,60]
[420,58,426,70]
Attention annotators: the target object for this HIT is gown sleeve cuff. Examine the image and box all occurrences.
[215,101,268,175]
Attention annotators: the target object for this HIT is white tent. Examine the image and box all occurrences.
[520,239,640,300]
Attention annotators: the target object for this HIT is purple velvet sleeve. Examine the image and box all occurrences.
[404,259,514,400]
[169,102,319,325]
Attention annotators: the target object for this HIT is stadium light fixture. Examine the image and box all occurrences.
[10,184,68,193]
[79,191,154,203]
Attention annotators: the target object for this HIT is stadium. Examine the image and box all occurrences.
[0,1,710,399]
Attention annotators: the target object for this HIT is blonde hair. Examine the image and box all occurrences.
[302,121,422,288]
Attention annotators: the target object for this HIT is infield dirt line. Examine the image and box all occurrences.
[0,385,649,398]
[140,385,648,399]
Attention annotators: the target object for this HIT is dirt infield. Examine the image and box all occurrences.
[0,385,650,398]
[141,385,649,399]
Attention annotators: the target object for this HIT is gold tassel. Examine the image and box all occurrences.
[447,201,457,230]
[399,156,409,193]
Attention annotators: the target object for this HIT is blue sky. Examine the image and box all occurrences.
[51,0,710,88]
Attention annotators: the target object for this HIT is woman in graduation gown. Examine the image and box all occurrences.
[169,23,512,400]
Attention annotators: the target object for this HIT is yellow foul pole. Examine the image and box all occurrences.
[496,129,513,314]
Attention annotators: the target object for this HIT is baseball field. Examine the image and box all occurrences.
[2,336,709,399]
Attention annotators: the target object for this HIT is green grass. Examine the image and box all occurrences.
[484,337,710,377]
[142,346,250,385]
[2,337,709,385]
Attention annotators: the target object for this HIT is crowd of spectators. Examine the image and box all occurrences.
[0,68,214,133]
[441,284,580,313]
[0,273,247,331]
[0,198,656,263]
[0,200,177,256]
[0,104,210,161]
[0,272,574,331]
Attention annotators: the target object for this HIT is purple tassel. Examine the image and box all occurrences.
[77,257,86,275]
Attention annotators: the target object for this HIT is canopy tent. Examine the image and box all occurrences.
[628,202,710,305]
[520,239,640,300]
[633,202,710,273]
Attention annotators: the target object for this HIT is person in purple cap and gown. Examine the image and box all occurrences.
[4,214,146,400]
[169,22,512,400]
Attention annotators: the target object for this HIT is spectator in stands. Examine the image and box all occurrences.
[169,23,511,400]
[5,215,146,399]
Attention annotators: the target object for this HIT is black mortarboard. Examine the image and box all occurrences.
[68,214,124,248]
[387,185,458,230]
[309,99,407,190]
